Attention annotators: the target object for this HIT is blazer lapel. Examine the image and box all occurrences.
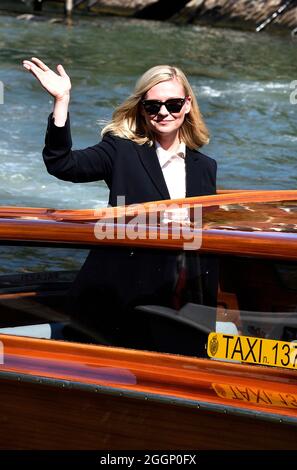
[136,143,170,200]
[185,148,203,197]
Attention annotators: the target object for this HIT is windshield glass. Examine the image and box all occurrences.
[0,243,296,373]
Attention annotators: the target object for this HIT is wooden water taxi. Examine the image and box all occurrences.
[0,189,296,449]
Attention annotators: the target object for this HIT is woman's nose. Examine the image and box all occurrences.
[158,103,168,115]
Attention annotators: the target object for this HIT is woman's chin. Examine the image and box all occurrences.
[154,124,176,134]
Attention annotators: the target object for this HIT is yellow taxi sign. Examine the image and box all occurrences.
[207,332,297,370]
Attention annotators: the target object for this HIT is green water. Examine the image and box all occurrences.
[0,14,296,209]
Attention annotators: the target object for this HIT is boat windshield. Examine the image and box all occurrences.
[0,243,296,372]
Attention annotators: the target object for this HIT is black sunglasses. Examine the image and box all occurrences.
[141,97,187,115]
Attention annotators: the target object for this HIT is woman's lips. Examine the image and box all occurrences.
[155,120,174,124]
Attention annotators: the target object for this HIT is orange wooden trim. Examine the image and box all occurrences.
[0,220,295,260]
[0,334,297,419]
[0,292,37,300]
[0,190,296,221]
[201,230,297,261]
[0,190,296,260]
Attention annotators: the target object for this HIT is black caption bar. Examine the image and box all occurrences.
[0,451,296,465]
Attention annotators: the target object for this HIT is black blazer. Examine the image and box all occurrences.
[43,114,218,349]
[43,114,217,205]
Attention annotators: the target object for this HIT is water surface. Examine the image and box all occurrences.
[0,15,296,209]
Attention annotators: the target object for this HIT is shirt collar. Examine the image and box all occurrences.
[155,141,186,168]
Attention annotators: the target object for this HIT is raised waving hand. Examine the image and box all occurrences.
[23,57,71,126]
[23,57,71,101]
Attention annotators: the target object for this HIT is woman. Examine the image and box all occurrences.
[23,58,218,352]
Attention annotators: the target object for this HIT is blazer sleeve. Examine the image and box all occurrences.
[42,113,115,184]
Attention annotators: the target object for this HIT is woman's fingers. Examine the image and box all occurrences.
[23,61,43,79]
[23,59,68,79]
[56,64,68,77]
[23,60,43,74]
[23,60,34,70]
[30,57,50,71]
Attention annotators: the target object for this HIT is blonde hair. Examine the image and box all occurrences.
[101,65,209,149]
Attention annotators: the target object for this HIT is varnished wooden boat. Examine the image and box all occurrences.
[0,190,296,450]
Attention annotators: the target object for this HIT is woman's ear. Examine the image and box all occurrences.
[185,96,192,114]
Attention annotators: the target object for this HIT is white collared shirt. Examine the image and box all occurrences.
[155,141,186,200]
